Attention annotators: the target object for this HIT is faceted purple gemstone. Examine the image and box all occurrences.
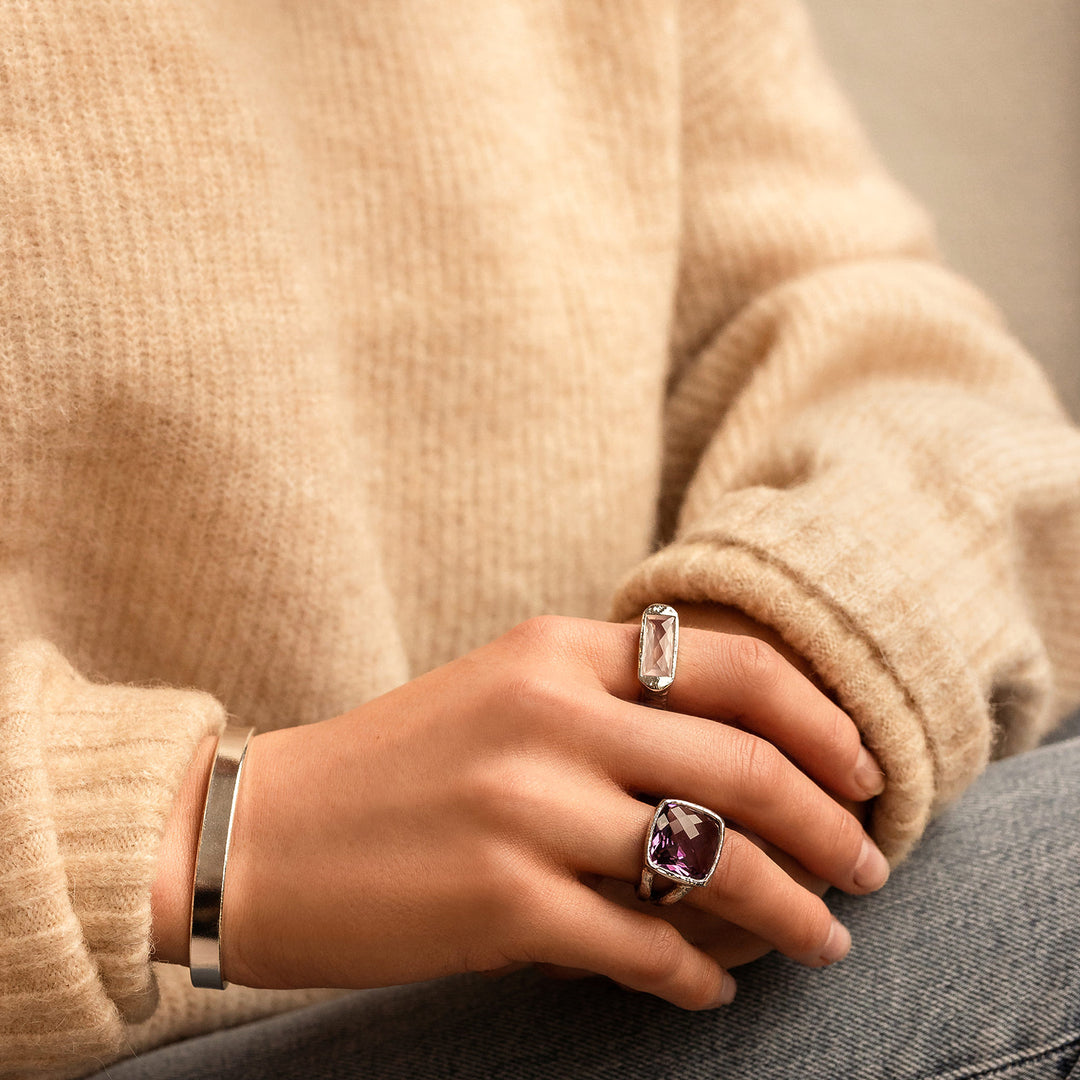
[640,613,676,680]
[649,800,722,883]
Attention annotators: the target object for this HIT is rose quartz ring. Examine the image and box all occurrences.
[638,798,727,905]
[637,603,679,709]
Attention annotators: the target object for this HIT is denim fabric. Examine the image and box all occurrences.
[93,713,1080,1080]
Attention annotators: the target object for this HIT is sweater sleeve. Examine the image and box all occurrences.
[0,639,226,1076]
[607,0,1080,863]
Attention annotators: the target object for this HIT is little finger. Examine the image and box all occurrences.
[531,881,737,1011]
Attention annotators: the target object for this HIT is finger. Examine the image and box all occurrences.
[588,827,831,971]
[533,880,737,1011]
[587,873,774,972]
[592,825,830,958]
[576,791,852,968]
[685,866,826,970]
[736,823,829,895]
[580,619,884,802]
[582,690,890,893]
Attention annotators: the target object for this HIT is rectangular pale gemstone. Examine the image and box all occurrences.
[641,612,676,679]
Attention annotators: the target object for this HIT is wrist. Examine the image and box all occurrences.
[150,733,219,966]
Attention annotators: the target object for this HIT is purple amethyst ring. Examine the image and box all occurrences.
[637,603,679,709]
[638,798,727,905]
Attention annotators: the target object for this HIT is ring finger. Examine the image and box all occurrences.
[573,784,851,968]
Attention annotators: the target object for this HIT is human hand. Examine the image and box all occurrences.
[519,602,882,984]
[218,613,889,1011]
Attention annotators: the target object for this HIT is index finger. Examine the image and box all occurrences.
[582,619,885,804]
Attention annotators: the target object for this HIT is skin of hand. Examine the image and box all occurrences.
[151,612,887,1011]
[523,602,883,985]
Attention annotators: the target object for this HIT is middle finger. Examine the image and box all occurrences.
[579,619,884,804]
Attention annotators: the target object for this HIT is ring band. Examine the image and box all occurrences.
[638,798,726,905]
[190,725,255,989]
[637,603,679,709]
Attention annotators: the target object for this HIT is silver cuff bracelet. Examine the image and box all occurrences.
[189,724,256,989]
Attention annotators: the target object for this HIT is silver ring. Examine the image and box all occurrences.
[637,603,679,709]
[638,798,726,905]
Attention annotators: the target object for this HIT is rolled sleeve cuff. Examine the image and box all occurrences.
[605,486,1050,863]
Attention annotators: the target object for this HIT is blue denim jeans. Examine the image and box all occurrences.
[94,713,1080,1080]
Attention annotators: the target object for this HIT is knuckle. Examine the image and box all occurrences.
[724,635,783,694]
[631,920,686,986]
[735,734,784,803]
[825,705,860,766]
[467,755,546,828]
[498,667,570,719]
[465,762,510,820]
[504,614,573,655]
[484,664,579,749]
[829,808,866,867]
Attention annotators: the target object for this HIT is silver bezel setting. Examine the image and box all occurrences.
[638,798,726,905]
[637,602,679,695]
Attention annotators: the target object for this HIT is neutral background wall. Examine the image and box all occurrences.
[803,0,1079,417]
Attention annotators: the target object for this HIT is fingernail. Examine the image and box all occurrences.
[854,836,890,890]
[818,917,852,965]
[715,973,737,1006]
[854,747,886,796]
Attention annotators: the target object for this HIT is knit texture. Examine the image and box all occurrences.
[1,0,1078,1076]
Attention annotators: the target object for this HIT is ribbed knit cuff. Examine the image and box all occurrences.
[606,486,1053,864]
[0,639,227,1072]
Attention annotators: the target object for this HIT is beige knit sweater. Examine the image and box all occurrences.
[3,1,1079,1076]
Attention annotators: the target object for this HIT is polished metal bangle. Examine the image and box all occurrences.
[189,725,256,989]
